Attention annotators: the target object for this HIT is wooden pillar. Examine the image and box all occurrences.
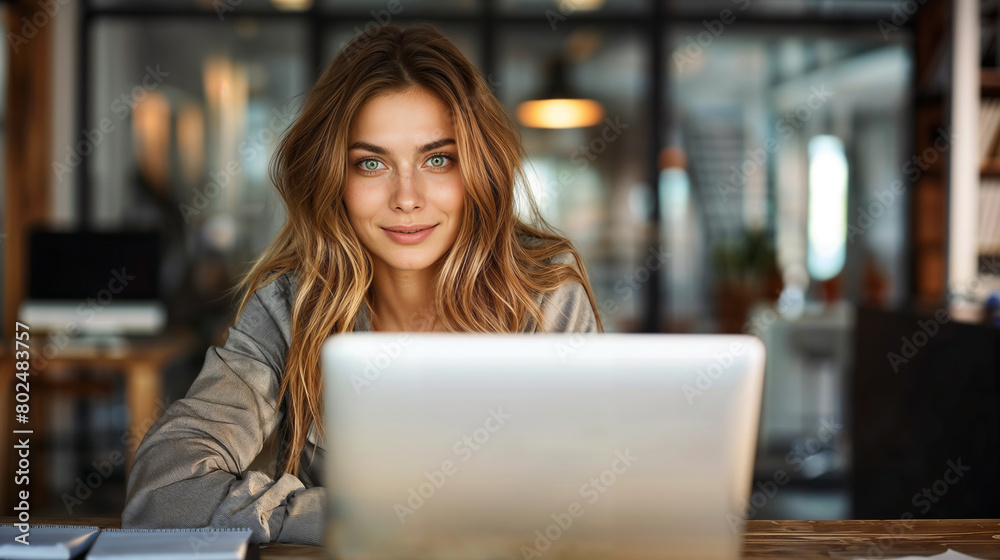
[3,0,53,340]
[1,0,53,511]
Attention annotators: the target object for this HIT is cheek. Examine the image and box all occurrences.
[343,182,379,228]
[438,178,465,215]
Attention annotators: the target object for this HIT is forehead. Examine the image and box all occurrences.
[349,88,455,145]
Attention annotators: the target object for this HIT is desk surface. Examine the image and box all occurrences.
[3,517,1000,559]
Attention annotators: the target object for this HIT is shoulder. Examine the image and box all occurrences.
[244,270,297,335]
[252,269,298,311]
[534,251,599,334]
[516,234,580,269]
[229,270,299,371]
[539,278,596,334]
[518,232,546,250]
[515,234,599,332]
[544,249,579,268]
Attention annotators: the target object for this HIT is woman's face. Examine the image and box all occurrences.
[344,87,465,275]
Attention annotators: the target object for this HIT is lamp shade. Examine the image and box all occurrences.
[271,0,312,10]
[515,57,605,129]
[516,98,605,129]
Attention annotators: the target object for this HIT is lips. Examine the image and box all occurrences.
[381,224,438,245]
[382,224,436,233]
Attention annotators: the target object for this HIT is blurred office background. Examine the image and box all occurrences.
[2,0,1000,523]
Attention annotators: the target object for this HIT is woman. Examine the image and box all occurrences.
[122,22,603,545]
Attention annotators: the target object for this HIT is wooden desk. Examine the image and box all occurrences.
[3,517,1000,559]
[742,519,1000,558]
[0,331,196,508]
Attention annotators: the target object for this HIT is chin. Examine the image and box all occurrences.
[378,248,447,272]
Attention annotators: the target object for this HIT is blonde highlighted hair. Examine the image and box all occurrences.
[230,22,603,477]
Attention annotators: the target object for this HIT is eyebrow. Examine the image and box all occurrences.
[348,138,456,155]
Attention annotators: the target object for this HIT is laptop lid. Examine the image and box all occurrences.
[322,333,765,560]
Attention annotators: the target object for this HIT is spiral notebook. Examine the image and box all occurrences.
[86,528,254,560]
[0,525,100,559]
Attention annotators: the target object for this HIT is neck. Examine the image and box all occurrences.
[369,259,439,332]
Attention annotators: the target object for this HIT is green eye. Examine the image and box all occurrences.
[428,156,448,168]
[363,160,381,171]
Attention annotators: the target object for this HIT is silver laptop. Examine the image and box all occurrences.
[321,333,765,560]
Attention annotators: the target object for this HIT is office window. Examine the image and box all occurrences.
[666,31,912,329]
[807,134,848,282]
[498,24,653,332]
[88,19,308,279]
[665,27,912,520]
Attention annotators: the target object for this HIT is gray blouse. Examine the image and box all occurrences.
[121,251,599,545]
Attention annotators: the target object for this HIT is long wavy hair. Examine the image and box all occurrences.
[230,22,604,477]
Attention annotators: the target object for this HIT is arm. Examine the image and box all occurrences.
[121,273,324,545]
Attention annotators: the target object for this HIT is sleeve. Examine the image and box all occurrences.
[121,273,325,545]
[537,251,600,334]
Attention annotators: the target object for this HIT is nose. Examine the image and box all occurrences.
[391,168,423,212]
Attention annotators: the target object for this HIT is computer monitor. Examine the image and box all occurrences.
[322,333,766,560]
[18,229,166,336]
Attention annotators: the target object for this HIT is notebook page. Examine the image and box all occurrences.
[86,528,253,560]
[0,525,100,560]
